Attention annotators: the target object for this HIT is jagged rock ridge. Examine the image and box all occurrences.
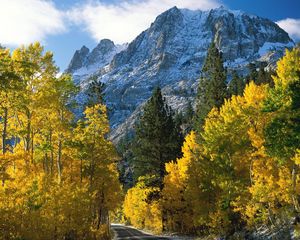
[66,39,127,84]
[67,6,294,142]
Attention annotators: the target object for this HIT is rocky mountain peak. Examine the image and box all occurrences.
[66,45,90,73]
[80,45,90,53]
[67,7,294,142]
[97,39,115,52]
[152,6,183,29]
[110,7,184,69]
[66,39,127,77]
[86,39,116,66]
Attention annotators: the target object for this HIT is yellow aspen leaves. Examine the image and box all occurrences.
[0,44,122,240]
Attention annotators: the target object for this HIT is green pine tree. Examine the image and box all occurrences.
[245,62,258,85]
[116,133,135,189]
[86,75,105,106]
[256,66,274,86]
[228,70,245,97]
[181,101,194,135]
[132,87,183,186]
[194,41,228,130]
[246,62,275,86]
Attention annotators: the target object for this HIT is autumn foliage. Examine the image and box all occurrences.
[0,43,121,240]
[123,48,300,237]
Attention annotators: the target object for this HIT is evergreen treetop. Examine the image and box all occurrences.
[228,70,245,97]
[132,87,182,186]
[194,41,228,131]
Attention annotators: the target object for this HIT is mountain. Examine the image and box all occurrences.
[66,6,294,142]
[66,39,127,84]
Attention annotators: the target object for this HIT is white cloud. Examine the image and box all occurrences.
[276,18,300,41]
[67,0,222,44]
[0,0,66,46]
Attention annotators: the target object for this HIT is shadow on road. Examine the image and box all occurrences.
[112,224,170,240]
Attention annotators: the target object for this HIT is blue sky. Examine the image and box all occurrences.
[1,0,299,71]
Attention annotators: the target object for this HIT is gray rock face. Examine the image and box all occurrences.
[66,45,89,73]
[67,6,294,142]
[87,39,115,66]
[66,39,127,85]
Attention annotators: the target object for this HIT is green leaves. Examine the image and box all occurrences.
[132,87,182,184]
[264,48,300,161]
[228,71,245,97]
[194,41,228,130]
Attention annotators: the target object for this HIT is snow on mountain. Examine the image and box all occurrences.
[258,41,294,57]
[66,39,127,84]
[66,6,294,142]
